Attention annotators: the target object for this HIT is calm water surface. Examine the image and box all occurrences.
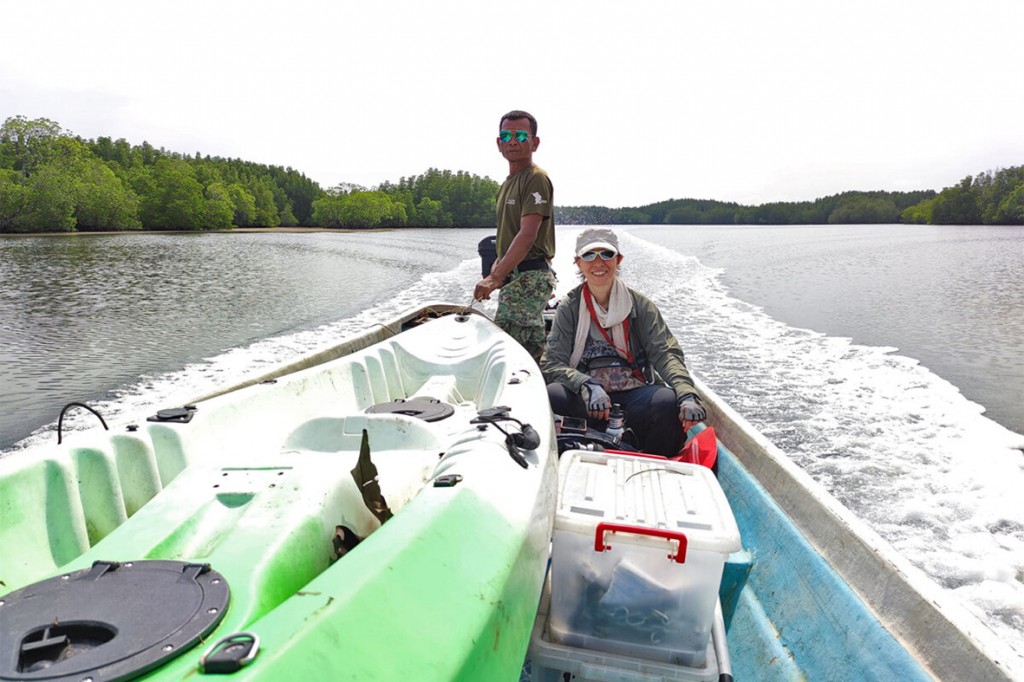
[0,230,484,448]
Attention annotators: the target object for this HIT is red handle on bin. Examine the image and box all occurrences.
[594,522,688,564]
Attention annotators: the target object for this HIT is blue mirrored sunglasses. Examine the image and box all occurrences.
[579,249,617,262]
[499,129,530,143]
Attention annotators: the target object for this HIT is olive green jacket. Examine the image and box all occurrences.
[540,284,699,401]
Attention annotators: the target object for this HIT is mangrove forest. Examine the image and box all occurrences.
[2,115,1022,233]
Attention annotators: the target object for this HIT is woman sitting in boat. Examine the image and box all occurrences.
[540,228,706,457]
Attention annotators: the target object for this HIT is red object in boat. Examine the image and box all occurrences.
[672,426,718,469]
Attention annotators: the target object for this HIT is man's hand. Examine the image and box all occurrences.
[580,381,611,421]
[477,215,543,301]
[474,274,501,301]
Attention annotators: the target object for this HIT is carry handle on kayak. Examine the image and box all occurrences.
[594,522,688,564]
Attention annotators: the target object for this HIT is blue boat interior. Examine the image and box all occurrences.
[717,434,933,681]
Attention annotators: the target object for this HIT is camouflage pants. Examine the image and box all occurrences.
[495,269,556,363]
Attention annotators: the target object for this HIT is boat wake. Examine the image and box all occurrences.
[607,228,1024,655]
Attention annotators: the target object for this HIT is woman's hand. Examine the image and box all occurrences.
[580,381,611,421]
[678,394,706,432]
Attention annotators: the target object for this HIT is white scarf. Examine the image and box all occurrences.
[570,278,633,370]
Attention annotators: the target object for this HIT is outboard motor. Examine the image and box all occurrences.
[478,235,497,277]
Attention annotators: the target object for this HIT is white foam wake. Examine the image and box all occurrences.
[593,227,1024,651]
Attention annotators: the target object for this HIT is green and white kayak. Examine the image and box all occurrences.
[0,307,558,681]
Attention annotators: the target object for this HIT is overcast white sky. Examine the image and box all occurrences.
[3,0,1023,208]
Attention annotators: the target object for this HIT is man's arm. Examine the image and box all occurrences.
[474,213,544,301]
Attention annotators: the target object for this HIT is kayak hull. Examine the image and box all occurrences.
[0,309,557,682]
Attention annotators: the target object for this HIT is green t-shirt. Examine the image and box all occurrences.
[495,164,555,260]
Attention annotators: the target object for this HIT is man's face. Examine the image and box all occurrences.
[497,117,539,163]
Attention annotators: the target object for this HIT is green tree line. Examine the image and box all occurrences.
[1,116,500,233]
[0,116,324,233]
[5,115,1021,233]
[560,190,938,226]
[901,166,1024,225]
[311,169,499,229]
[561,166,1024,227]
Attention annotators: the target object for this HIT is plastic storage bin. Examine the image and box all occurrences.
[549,450,740,667]
[529,578,719,682]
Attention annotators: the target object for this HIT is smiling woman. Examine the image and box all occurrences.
[540,228,706,457]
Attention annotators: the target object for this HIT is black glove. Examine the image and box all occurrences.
[678,393,706,422]
[580,381,611,413]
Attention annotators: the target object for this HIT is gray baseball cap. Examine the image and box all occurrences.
[575,228,620,257]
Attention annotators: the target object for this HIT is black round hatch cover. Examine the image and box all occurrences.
[0,560,229,682]
[147,406,196,424]
[365,397,455,422]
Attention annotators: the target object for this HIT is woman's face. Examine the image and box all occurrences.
[576,249,623,288]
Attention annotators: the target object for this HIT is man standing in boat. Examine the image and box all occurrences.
[473,110,556,363]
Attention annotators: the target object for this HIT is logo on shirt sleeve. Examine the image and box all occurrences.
[531,191,548,205]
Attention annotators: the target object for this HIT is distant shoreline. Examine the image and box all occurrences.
[0,227,398,237]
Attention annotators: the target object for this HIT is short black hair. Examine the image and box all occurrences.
[500,110,538,137]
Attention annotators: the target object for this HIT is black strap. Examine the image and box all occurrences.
[513,258,549,273]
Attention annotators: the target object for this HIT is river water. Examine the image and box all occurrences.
[1,225,1022,656]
